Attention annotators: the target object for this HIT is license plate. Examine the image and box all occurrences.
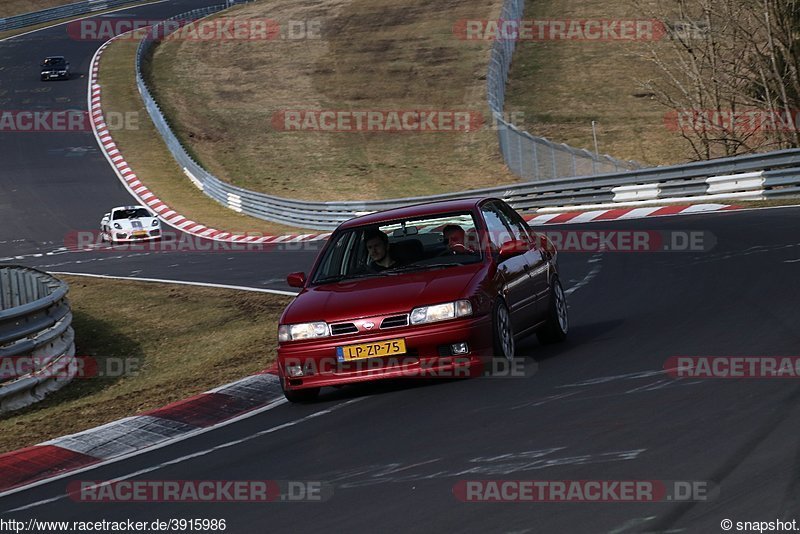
[336,339,406,362]
[132,231,147,237]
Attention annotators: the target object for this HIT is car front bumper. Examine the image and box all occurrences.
[277,314,494,391]
[110,230,161,242]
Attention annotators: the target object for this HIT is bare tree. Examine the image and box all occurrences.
[634,0,800,159]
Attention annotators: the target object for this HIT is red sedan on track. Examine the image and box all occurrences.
[277,197,568,402]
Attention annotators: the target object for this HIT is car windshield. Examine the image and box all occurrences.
[311,212,482,285]
[112,208,151,220]
[43,58,65,67]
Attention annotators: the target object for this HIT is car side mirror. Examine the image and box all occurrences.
[286,272,307,288]
[498,239,529,260]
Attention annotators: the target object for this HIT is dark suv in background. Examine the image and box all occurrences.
[40,56,70,81]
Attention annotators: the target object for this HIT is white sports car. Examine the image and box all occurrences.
[101,206,161,243]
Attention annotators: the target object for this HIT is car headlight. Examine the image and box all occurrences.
[278,322,329,342]
[113,223,122,229]
[410,300,472,325]
[152,219,159,226]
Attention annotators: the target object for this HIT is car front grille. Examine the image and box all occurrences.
[330,323,358,336]
[380,314,409,329]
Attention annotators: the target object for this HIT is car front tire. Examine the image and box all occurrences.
[537,278,569,345]
[492,299,515,362]
[281,377,319,403]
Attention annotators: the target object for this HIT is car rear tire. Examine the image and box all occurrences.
[537,278,568,345]
[492,299,515,361]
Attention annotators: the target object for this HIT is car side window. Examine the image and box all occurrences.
[480,204,516,251]
[496,202,532,246]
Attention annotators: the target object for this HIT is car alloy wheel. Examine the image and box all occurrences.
[537,278,568,345]
[494,301,515,361]
[554,281,568,334]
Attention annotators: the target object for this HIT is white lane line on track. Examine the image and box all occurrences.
[50,271,300,296]
[564,252,603,297]
[0,1,168,42]
[2,397,365,512]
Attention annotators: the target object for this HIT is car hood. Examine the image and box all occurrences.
[283,263,486,324]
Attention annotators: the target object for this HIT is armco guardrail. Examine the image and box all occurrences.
[0,0,144,33]
[0,266,76,414]
[132,5,800,231]
[486,0,640,179]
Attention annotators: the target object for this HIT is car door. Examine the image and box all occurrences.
[496,202,550,316]
[480,202,538,334]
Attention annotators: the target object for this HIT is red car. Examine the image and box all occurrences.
[277,197,568,402]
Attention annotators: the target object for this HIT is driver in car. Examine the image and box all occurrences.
[365,229,396,271]
[442,224,476,255]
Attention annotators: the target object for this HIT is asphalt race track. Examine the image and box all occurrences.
[2,2,800,532]
[0,0,221,258]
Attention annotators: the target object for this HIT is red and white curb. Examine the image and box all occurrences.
[524,203,741,226]
[0,373,282,496]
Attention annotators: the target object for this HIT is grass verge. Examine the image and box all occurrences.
[99,36,309,235]
[143,0,518,201]
[0,276,292,454]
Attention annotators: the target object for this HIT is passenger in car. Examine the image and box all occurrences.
[365,228,396,271]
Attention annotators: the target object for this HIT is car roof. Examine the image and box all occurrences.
[44,56,65,60]
[337,197,497,230]
[112,205,149,211]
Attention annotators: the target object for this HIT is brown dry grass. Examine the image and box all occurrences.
[145,0,519,201]
[504,0,692,166]
[0,277,292,454]
[100,37,309,235]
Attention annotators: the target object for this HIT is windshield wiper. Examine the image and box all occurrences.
[385,263,462,274]
[314,271,391,284]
